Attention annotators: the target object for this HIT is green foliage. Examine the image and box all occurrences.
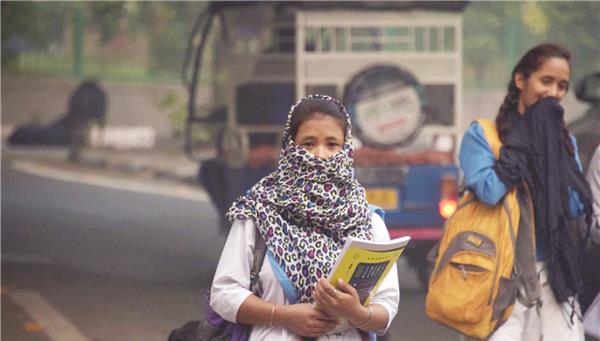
[160,90,215,144]
[463,1,600,89]
[1,2,69,66]
[538,1,600,83]
[135,2,205,76]
[3,1,598,89]
[463,2,507,87]
[87,2,127,44]
[160,91,187,137]
[2,2,204,82]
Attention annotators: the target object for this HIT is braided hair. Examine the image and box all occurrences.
[496,43,574,155]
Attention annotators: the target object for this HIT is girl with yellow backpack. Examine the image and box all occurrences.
[427,44,594,340]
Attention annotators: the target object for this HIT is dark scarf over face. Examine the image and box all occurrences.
[494,98,594,303]
[226,95,373,303]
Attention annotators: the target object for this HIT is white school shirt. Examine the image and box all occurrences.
[210,213,400,341]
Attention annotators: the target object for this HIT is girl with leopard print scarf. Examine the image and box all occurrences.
[210,95,400,340]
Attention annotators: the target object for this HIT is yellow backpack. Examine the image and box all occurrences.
[425,120,521,340]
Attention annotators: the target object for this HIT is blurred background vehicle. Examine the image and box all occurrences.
[182,1,469,289]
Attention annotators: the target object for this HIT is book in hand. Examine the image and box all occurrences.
[327,235,411,306]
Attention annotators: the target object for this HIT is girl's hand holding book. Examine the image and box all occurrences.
[278,303,338,337]
[314,278,369,325]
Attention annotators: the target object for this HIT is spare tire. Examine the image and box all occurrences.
[343,64,428,148]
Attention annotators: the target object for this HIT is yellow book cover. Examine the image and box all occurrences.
[328,235,411,305]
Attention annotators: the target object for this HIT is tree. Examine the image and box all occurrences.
[463,1,600,88]
[1,2,69,66]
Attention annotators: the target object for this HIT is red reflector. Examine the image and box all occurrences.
[439,199,458,219]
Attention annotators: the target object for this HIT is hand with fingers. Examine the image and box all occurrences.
[279,303,339,337]
[314,278,371,327]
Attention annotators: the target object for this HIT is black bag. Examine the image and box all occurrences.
[167,320,219,341]
[168,228,267,341]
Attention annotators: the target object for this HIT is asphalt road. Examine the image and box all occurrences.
[2,164,459,341]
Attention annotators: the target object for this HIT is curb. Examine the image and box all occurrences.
[10,159,210,203]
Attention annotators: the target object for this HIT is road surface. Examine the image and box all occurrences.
[2,163,458,340]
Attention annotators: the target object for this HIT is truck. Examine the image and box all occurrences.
[182,1,468,289]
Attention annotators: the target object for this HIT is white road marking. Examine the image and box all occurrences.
[11,160,210,203]
[9,290,89,341]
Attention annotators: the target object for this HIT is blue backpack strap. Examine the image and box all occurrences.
[267,251,299,304]
[368,204,385,221]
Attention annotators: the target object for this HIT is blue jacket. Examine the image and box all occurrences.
[459,121,585,259]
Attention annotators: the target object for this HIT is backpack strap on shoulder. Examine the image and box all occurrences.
[267,252,300,303]
[515,184,541,307]
[476,119,502,159]
[368,204,385,221]
[250,228,267,294]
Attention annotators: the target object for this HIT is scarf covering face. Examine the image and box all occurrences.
[226,94,373,303]
[524,99,593,303]
[495,98,593,303]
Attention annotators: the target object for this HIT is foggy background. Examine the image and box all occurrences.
[2,2,599,341]
[2,2,599,139]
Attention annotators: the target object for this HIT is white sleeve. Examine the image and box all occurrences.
[586,146,600,244]
[368,213,401,335]
[210,219,257,322]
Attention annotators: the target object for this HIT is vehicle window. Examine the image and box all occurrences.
[423,85,454,126]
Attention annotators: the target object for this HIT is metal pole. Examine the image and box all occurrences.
[73,6,83,77]
[506,6,521,76]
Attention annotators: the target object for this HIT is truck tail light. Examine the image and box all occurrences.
[439,198,458,219]
[439,175,458,219]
